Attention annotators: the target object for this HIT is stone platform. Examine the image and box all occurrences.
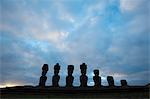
[1,85,149,99]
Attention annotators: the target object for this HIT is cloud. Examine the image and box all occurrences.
[120,0,138,12]
[0,0,149,87]
[119,0,147,13]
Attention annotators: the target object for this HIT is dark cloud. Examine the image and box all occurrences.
[0,0,149,87]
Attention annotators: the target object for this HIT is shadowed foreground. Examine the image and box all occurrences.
[0,85,149,99]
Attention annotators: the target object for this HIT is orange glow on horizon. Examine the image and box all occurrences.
[0,83,22,88]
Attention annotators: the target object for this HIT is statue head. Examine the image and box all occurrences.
[80,63,87,75]
[42,64,49,71]
[54,63,60,75]
[94,69,99,76]
[68,65,74,75]
[107,76,114,86]
[121,80,127,86]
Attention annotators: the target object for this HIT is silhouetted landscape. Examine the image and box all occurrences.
[1,0,149,99]
[1,63,149,99]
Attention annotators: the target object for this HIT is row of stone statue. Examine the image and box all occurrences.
[39,63,128,88]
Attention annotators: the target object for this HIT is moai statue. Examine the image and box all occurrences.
[66,65,74,87]
[52,63,60,87]
[93,69,101,88]
[39,64,49,87]
[121,80,128,87]
[80,63,88,87]
[107,76,115,87]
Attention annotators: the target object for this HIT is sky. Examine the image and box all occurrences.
[0,0,149,87]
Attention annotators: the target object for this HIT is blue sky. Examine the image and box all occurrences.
[0,0,149,87]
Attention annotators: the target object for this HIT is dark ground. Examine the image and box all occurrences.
[0,85,149,99]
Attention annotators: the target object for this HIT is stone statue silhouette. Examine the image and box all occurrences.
[52,63,60,87]
[66,65,74,87]
[107,76,115,87]
[93,69,101,88]
[39,64,49,87]
[121,80,128,87]
[80,63,88,87]
[37,63,128,88]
